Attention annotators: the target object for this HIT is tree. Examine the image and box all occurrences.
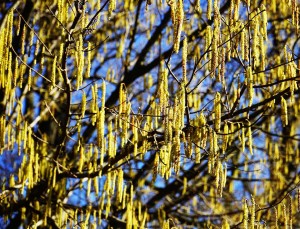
[1,0,300,228]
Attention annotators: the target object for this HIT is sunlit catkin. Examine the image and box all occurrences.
[78,144,84,172]
[243,199,248,229]
[207,0,212,20]
[261,4,268,40]
[182,177,187,195]
[167,0,177,26]
[205,26,212,60]
[100,81,106,107]
[281,96,288,126]
[214,92,221,131]
[119,83,126,116]
[248,121,253,155]
[108,0,116,18]
[50,56,56,90]
[0,116,6,148]
[211,33,218,78]
[85,43,92,77]
[182,36,187,81]
[173,0,184,53]
[259,36,265,71]
[240,28,245,60]
[117,169,123,203]
[133,118,138,156]
[246,66,253,106]
[222,122,228,152]
[21,25,26,56]
[76,34,84,90]
[81,91,86,119]
[13,57,19,87]
[252,13,259,67]
[241,124,245,152]
[250,196,255,229]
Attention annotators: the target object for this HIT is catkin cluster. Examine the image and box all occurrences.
[168,0,184,53]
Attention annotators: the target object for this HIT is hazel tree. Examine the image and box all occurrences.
[1,0,300,228]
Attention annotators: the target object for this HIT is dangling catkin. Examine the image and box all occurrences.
[207,0,212,20]
[243,199,248,229]
[214,92,221,131]
[81,91,86,119]
[182,36,187,81]
[248,121,253,155]
[281,96,288,126]
[173,0,184,53]
[246,66,253,106]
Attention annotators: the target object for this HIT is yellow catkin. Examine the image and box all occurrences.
[223,163,227,188]
[219,47,226,83]
[76,34,84,90]
[119,83,126,116]
[16,15,21,36]
[241,28,245,60]
[28,68,32,91]
[85,42,91,78]
[214,92,221,131]
[58,43,64,62]
[101,81,106,108]
[261,4,268,40]
[117,169,123,203]
[182,36,187,81]
[22,121,27,149]
[7,11,13,47]
[20,26,26,55]
[29,29,34,48]
[40,46,45,68]
[211,32,218,78]
[107,120,114,158]
[250,196,255,229]
[13,57,19,87]
[244,29,249,62]
[178,83,186,130]
[91,85,98,125]
[173,0,184,53]
[0,117,6,148]
[283,203,288,229]
[81,91,86,119]
[133,118,138,156]
[182,177,187,195]
[281,96,288,126]
[58,0,62,21]
[215,160,220,192]
[168,0,177,26]
[241,124,245,152]
[248,121,253,155]
[222,122,228,153]
[51,56,57,90]
[243,199,248,229]
[108,0,116,18]
[246,66,253,106]
[208,129,213,173]
[205,26,212,60]
[211,0,221,76]
[78,144,84,172]
[207,0,212,20]
[52,167,57,188]
[97,108,105,148]
[234,0,240,21]
[288,194,292,228]
[19,56,26,88]
[222,218,230,229]
[252,12,259,67]
[259,36,265,71]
